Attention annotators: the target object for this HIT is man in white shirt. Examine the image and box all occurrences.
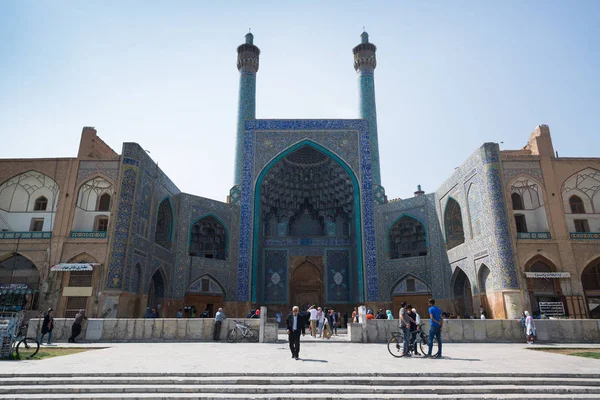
[308,305,318,337]
[286,306,306,359]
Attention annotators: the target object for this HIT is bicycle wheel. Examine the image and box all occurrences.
[16,337,40,359]
[419,335,439,355]
[246,328,259,342]
[387,334,403,358]
[227,329,237,343]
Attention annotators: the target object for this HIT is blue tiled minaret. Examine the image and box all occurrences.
[233,32,260,185]
[354,31,385,203]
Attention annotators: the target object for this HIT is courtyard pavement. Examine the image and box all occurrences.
[2,337,600,376]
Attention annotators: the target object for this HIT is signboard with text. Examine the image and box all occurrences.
[525,272,570,279]
[538,301,565,316]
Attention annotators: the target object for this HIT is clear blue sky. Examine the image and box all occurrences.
[1,1,598,201]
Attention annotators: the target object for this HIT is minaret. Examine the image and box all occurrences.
[233,32,260,185]
[353,31,382,189]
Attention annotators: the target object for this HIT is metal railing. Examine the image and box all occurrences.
[69,231,107,239]
[570,232,600,240]
[517,232,551,240]
[0,232,51,240]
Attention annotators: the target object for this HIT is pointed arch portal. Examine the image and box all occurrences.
[252,140,364,306]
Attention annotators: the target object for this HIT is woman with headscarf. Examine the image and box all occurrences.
[40,308,54,345]
[386,309,394,320]
[68,309,87,343]
[524,311,536,344]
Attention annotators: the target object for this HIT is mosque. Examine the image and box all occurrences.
[1,32,599,320]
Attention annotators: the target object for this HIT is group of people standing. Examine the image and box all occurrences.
[307,305,340,339]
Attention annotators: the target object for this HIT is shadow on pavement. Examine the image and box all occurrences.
[300,358,329,363]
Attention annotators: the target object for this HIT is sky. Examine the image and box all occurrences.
[1,1,599,201]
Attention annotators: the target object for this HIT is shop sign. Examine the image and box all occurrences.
[525,272,570,279]
[51,263,96,272]
[539,301,565,315]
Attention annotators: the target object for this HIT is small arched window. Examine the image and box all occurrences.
[511,193,524,210]
[97,193,111,211]
[569,195,585,214]
[34,196,48,211]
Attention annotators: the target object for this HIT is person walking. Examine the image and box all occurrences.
[423,299,443,359]
[39,308,54,345]
[407,305,420,355]
[317,307,325,337]
[399,302,411,356]
[308,306,318,337]
[213,307,226,340]
[286,306,305,360]
[329,310,338,336]
[68,309,87,343]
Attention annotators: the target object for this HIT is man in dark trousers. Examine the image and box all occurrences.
[286,306,305,360]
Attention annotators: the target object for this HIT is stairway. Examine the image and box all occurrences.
[1,372,600,399]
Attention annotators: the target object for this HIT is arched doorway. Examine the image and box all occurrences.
[452,267,473,318]
[478,264,492,318]
[0,253,39,312]
[525,257,562,316]
[184,275,224,319]
[148,268,166,315]
[290,258,323,310]
[582,258,600,319]
[391,275,431,318]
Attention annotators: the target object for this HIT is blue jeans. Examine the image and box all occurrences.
[40,331,52,344]
[401,325,411,355]
[428,325,442,356]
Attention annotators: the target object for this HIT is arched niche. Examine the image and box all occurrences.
[478,264,492,317]
[148,268,167,313]
[525,256,562,316]
[183,275,225,319]
[72,176,114,232]
[561,168,600,233]
[0,171,59,232]
[467,184,482,238]
[444,197,465,249]
[509,177,549,234]
[0,253,39,311]
[582,257,600,319]
[390,274,431,318]
[155,198,173,249]
[189,215,227,260]
[387,215,428,259]
[451,267,473,318]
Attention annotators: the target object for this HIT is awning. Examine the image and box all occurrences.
[525,272,570,279]
[51,263,97,272]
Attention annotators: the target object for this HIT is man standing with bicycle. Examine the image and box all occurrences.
[424,298,443,359]
[399,302,411,357]
[286,306,305,360]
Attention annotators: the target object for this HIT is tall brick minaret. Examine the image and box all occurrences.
[354,31,385,202]
[233,32,260,185]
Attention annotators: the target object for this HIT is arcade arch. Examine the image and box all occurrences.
[444,198,465,250]
[451,267,473,317]
[72,176,114,232]
[390,275,431,318]
[0,253,39,311]
[525,256,562,316]
[582,258,600,319]
[388,215,427,259]
[184,275,224,319]
[189,215,227,260]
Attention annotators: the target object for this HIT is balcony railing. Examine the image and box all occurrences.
[570,232,600,240]
[517,232,551,240]
[0,231,51,239]
[69,231,107,239]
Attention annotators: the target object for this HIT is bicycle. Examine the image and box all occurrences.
[387,324,438,358]
[0,311,40,359]
[227,320,259,343]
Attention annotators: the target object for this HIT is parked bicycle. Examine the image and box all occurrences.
[227,320,259,343]
[387,323,438,357]
[0,311,40,359]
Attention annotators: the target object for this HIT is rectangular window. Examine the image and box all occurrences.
[30,218,44,232]
[406,279,416,292]
[574,219,590,233]
[96,217,109,232]
[514,215,528,233]
[65,296,88,319]
[68,271,93,287]
[201,279,210,292]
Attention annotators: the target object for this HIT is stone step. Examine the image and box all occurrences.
[1,384,600,395]
[2,377,600,387]
[2,393,600,400]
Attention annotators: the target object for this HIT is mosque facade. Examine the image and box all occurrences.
[1,33,599,320]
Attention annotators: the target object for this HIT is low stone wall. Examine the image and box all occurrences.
[348,319,600,343]
[27,318,278,343]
